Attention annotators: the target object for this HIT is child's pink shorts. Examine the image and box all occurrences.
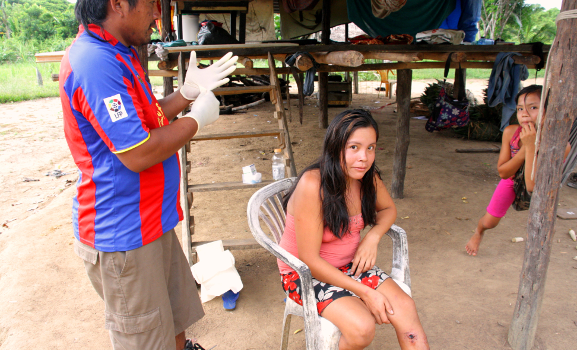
[486,178,516,218]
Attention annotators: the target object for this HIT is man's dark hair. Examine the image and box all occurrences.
[75,0,139,41]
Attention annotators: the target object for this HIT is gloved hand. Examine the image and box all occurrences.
[182,89,220,136]
[179,51,238,100]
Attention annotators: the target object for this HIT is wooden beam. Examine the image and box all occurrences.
[295,55,313,71]
[363,52,423,62]
[391,69,412,199]
[508,1,577,348]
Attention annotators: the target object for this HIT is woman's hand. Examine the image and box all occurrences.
[359,288,394,324]
[520,122,537,150]
[351,232,380,277]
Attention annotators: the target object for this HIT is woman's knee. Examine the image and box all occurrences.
[341,317,375,348]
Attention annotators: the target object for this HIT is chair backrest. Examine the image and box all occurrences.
[247,177,295,249]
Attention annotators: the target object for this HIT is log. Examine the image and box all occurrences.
[231,98,266,111]
[363,52,423,62]
[311,51,364,67]
[295,54,313,71]
[391,69,412,199]
[508,2,577,349]
[239,56,253,69]
[421,52,541,64]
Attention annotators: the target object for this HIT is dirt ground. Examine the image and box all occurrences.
[1,78,576,350]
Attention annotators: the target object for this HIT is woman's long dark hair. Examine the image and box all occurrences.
[283,109,381,239]
[75,0,137,41]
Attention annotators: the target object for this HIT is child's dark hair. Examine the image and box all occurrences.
[515,85,542,104]
[283,109,381,239]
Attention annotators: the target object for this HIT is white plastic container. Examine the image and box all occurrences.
[181,14,200,42]
[272,149,285,181]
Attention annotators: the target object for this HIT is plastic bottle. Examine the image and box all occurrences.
[272,149,285,181]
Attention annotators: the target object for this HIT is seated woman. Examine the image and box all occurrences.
[277,109,429,349]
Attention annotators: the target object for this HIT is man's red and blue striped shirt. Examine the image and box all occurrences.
[60,25,183,252]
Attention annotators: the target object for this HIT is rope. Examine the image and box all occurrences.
[532,9,577,182]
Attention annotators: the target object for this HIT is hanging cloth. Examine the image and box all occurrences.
[486,52,529,131]
[347,0,456,39]
[282,0,320,13]
[371,0,407,19]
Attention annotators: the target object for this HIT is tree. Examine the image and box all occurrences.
[479,0,523,40]
[502,4,558,44]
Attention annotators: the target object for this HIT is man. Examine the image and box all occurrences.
[59,0,237,349]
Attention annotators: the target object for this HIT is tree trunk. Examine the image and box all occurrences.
[508,1,577,349]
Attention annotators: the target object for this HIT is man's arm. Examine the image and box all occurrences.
[157,91,192,121]
[116,91,219,173]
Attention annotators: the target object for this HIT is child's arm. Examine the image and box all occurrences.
[350,174,397,277]
[497,125,526,179]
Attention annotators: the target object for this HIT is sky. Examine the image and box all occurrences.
[524,0,562,10]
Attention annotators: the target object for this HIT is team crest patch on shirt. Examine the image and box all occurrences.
[103,94,129,122]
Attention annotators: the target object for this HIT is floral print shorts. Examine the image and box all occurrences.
[280,262,390,314]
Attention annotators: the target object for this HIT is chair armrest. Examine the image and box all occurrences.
[385,224,411,290]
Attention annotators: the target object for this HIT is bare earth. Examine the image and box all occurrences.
[1,78,576,350]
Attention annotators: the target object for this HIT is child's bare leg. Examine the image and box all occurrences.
[376,279,429,349]
[465,212,501,256]
[321,296,376,350]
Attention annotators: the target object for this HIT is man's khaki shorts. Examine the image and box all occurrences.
[74,229,204,350]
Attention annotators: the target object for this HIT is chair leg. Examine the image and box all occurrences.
[280,313,292,350]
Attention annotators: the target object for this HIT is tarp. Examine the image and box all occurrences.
[279,0,349,39]
[346,0,456,39]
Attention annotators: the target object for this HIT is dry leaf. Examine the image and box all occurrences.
[294,329,303,334]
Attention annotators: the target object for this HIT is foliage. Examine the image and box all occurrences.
[501,4,558,44]
[0,60,60,103]
[0,0,77,62]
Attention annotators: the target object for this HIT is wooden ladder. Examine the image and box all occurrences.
[177,52,297,265]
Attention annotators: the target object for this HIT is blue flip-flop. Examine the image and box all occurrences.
[222,290,239,310]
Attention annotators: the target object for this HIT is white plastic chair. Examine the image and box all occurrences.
[247,177,412,350]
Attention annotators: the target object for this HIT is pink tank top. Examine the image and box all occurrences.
[277,213,365,274]
[510,126,523,157]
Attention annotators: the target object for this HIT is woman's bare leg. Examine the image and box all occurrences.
[465,212,501,256]
[376,279,429,350]
[321,296,377,350]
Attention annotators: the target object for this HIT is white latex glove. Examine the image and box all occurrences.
[182,89,220,136]
[179,51,238,100]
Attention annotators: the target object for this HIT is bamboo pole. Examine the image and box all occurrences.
[508,1,577,348]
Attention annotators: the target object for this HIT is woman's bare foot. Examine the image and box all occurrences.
[465,230,483,256]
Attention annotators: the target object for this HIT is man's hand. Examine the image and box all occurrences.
[179,51,238,100]
[183,90,220,136]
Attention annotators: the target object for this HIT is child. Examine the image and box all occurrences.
[278,110,429,349]
[465,85,571,256]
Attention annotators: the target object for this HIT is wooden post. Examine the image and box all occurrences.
[353,71,359,94]
[391,69,412,199]
[161,0,174,97]
[318,0,331,128]
[136,45,148,75]
[508,1,577,348]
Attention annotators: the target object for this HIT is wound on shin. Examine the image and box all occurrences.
[405,332,417,343]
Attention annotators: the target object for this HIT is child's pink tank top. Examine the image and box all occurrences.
[277,213,365,274]
[510,126,523,157]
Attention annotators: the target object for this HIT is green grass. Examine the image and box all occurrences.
[0,61,61,103]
